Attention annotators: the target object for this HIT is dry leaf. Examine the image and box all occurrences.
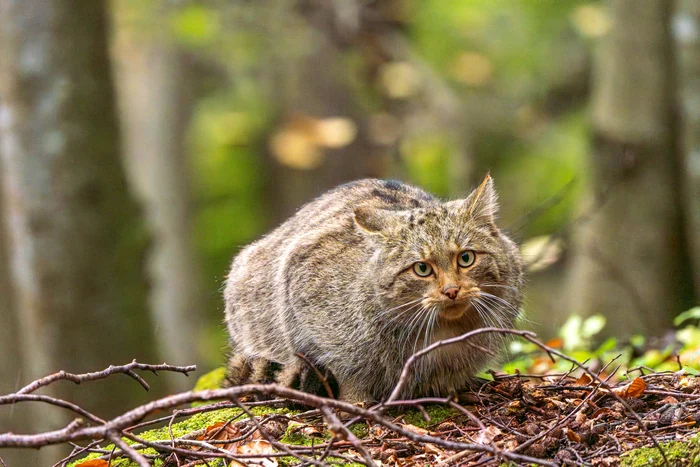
[423,443,444,455]
[230,440,278,467]
[591,408,615,419]
[75,461,109,467]
[661,395,680,405]
[575,373,593,386]
[475,426,501,445]
[566,428,581,443]
[610,377,646,398]
[401,423,429,436]
[545,338,564,349]
[198,420,246,452]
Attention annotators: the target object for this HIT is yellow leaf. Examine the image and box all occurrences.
[571,4,612,38]
[270,129,324,170]
[378,62,422,99]
[314,118,357,149]
[451,52,493,87]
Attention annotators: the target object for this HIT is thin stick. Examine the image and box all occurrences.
[17,361,195,395]
[105,431,150,467]
[321,407,376,467]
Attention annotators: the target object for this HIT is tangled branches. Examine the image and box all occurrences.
[0,329,678,467]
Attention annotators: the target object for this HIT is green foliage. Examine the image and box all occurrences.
[169,5,221,47]
[503,307,700,379]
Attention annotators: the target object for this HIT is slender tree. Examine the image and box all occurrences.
[113,14,204,389]
[675,0,700,299]
[0,0,162,420]
[569,0,694,335]
[0,171,39,466]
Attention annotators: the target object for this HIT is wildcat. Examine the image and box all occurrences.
[224,175,523,402]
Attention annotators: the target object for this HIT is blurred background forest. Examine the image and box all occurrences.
[1,0,699,464]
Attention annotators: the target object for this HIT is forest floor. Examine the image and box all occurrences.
[66,364,700,467]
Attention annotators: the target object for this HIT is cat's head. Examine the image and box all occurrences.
[353,175,523,336]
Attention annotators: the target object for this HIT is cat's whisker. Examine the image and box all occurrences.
[413,306,433,354]
[479,292,521,317]
[424,306,438,350]
[480,283,519,292]
[375,298,425,320]
[380,302,424,331]
[400,305,427,345]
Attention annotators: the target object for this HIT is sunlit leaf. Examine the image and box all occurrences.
[521,235,563,272]
[581,315,606,339]
[378,61,422,99]
[169,5,220,47]
[545,337,563,349]
[674,307,700,327]
[559,315,583,350]
[475,425,501,444]
[574,373,592,386]
[230,440,278,467]
[451,52,494,87]
[314,118,357,148]
[270,129,324,170]
[75,461,109,467]
[612,377,646,398]
[571,4,612,38]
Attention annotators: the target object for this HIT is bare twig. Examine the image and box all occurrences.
[106,430,150,467]
[17,360,195,394]
[321,406,376,467]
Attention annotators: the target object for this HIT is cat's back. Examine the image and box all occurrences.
[276,178,437,236]
[224,179,437,360]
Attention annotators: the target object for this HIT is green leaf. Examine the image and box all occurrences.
[581,315,606,339]
[674,307,700,327]
[559,315,583,350]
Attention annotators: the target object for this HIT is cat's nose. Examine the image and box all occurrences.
[442,285,460,300]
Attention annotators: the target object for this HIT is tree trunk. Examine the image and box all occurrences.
[0,0,161,423]
[0,167,40,467]
[263,2,385,225]
[568,0,694,336]
[675,0,700,300]
[113,19,203,390]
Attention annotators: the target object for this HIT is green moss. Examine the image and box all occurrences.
[280,421,329,446]
[621,435,700,467]
[396,404,457,428]
[348,422,369,439]
[68,403,295,467]
[193,366,227,391]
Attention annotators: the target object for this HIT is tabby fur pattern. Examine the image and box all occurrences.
[224,175,522,401]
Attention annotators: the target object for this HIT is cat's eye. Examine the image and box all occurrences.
[458,250,476,268]
[413,262,433,277]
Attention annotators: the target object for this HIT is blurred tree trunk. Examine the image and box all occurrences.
[0,173,39,466]
[263,2,385,225]
[675,0,700,299]
[0,0,162,425]
[113,21,203,389]
[569,0,694,336]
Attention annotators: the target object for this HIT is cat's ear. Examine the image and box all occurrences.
[353,206,407,235]
[447,173,499,224]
